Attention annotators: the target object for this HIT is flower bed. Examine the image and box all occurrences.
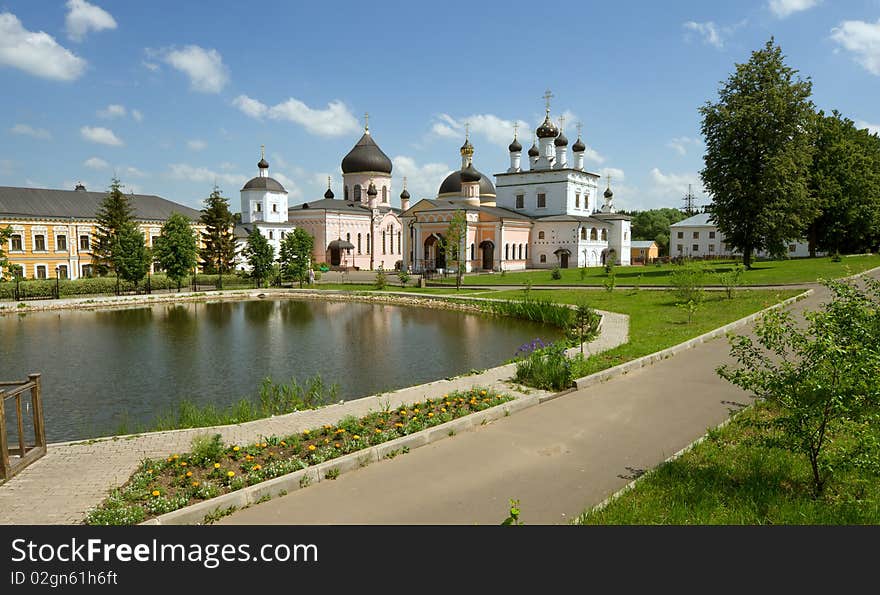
[85,387,512,525]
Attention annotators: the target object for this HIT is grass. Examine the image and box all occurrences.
[437,254,878,287]
[575,401,880,524]
[493,288,802,380]
[311,283,491,295]
[85,387,511,525]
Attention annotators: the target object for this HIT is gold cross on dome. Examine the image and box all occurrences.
[558,115,566,131]
[543,89,554,112]
[464,122,470,140]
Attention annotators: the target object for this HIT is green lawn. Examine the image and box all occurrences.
[491,287,801,378]
[310,283,491,295]
[439,254,878,287]
[574,401,880,524]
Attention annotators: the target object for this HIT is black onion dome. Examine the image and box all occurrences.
[242,176,286,192]
[572,137,586,152]
[528,142,539,157]
[554,131,568,147]
[508,137,522,152]
[257,158,269,169]
[536,114,558,138]
[341,133,393,174]
[324,187,334,199]
[438,168,496,197]
[400,188,410,200]
[604,187,614,198]
[461,163,481,183]
[367,182,378,196]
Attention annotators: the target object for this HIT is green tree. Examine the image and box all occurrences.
[153,213,198,291]
[0,225,11,280]
[626,208,689,255]
[807,111,880,256]
[718,278,880,496]
[243,227,275,288]
[199,188,237,286]
[113,221,151,288]
[94,177,135,275]
[279,227,313,288]
[699,39,817,268]
[441,209,468,289]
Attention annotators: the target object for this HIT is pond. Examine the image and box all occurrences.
[0,298,561,442]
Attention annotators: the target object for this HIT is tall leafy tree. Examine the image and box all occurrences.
[94,177,135,275]
[153,213,198,291]
[198,187,237,285]
[113,221,151,288]
[807,111,880,256]
[244,227,275,287]
[279,227,313,288]
[699,39,817,268]
[626,208,689,255]
[0,225,11,280]
[441,209,468,289]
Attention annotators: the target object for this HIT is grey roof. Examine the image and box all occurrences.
[536,214,607,224]
[670,212,714,227]
[0,185,201,222]
[288,198,400,215]
[592,212,633,221]
[631,240,657,248]
[233,224,252,238]
[341,133,393,174]
[409,200,532,221]
[328,239,355,250]
[242,176,286,192]
[438,168,496,197]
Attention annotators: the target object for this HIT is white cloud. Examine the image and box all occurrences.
[650,168,703,204]
[65,0,116,42]
[80,125,123,146]
[142,61,159,72]
[428,113,532,147]
[391,156,453,200]
[831,19,880,76]
[10,123,51,140]
[131,109,143,122]
[233,94,360,137]
[667,136,702,156]
[768,0,820,19]
[219,161,236,171]
[855,119,880,135]
[167,163,246,189]
[97,104,126,119]
[599,167,626,183]
[581,145,605,164]
[187,139,207,151]
[84,157,108,169]
[683,21,723,49]
[269,172,303,200]
[0,12,87,81]
[163,45,229,93]
[124,166,146,178]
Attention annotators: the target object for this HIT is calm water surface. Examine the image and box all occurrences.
[0,299,560,441]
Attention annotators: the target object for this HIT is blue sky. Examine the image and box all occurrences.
[1,0,879,212]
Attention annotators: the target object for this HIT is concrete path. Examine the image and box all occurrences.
[0,306,627,525]
[220,273,875,525]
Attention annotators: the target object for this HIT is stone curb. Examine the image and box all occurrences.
[144,394,542,525]
[572,289,813,390]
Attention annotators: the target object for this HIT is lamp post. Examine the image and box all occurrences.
[54,266,60,299]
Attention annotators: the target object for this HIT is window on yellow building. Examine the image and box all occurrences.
[34,234,46,251]
[56,235,67,251]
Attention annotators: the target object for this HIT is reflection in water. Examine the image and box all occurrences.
[0,299,560,442]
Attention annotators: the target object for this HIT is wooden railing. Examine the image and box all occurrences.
[0,374,46,481]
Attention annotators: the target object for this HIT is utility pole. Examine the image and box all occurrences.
[682,184,697,216]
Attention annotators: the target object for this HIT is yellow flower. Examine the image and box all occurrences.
[213,463,221,469]
[186,471,193,478]
[227,471,235,478]
[232,446,240,452]
[146,469,153,474]
[428,412,434,418]
[441,408,447,413]
[151,490,160,497]
[252,464,261,471]
[280,441,287,447]
[334,443,341,448]
[480,390,487,396]
[401,411,408,416]
[303,429,311,436]
[323,438,330,444]
[172,454,179,459]
[395,422,403,428]
[308,445,316,451]
[414,408,420,414]
[375,428,382,433]
[261,443,267,448]
[323,424,332,430]
[191,481,200,487]
[246,455,253,461]
[180,461,187,467]
[353,434,361,440]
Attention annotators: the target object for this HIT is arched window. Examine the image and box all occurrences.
[344,186,349,201]
[354,184,362,201]
[601,229,608,241]
[575,194,580,209]
[382,231,386,254]
[346,232,350,243]
[382,186,387,202]
[398,231,402,254]
[590,228,598,241]
[505,244,509,259]
[581,228,587,240]
[540,254,546,263]
[518,244,523,259]
[538,231,545,240]
[525,245,528,259]
[366,233,370,254]
[268,230,274,240]
[470,243,475,261]
[357,233,362,254]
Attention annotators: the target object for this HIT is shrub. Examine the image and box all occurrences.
[717,264,745,299]
[397,270,411,287]
[374,266,387,290]
[670,262,707,305]
[480,296,574,329]
[190,433,225,467]
[514,341,573,391]
[550,266,562,280]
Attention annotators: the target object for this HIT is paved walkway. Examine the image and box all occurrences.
[220,273,876,525]
[0,307,627,524]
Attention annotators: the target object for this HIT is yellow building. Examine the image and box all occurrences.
[1,184,204,280]
[630,240,659,264]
